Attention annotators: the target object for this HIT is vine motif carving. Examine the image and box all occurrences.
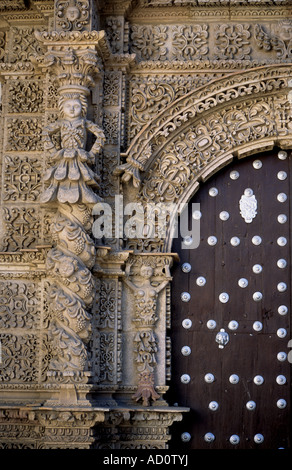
[255,20,292,59]
[1,207,41,251]
[6,119,43,152]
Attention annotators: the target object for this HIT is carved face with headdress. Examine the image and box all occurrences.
[58,93,88,120]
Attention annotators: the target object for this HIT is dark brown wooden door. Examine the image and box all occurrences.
[168,148,291,449]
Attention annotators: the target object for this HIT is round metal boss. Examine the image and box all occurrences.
[182,319,192,329]
[219,211,229,221]
[277,214,287,224]
[181,262,192,273]
[253,291,263,301]
[209,187,218,197]
[208,401,219,411]
[276,375,286,385]
[278,305,288,315]
[253,375,264,385]
[230,236,240,246]
[229,435,240,445]
[230,170,239,180]
[181,292,191,302]
[208,236,217,246]
[253,321,263,332]
[219,292,229,303]
[277,352,287,362]
[181,432,191,442]
[277,193,287,202]
[252,264,262,274]
[238,278,248,288]
[228,320,239,330]
[181,346,191,356]
[196,276,206,286]
[246,401,256,410]
[254,434,264,444]
[278,150,287,160]
[229,374,239,384]
[277,236,287,246]
[277,328,287,338]
[204,373,215,383]
[204,432,215,443]
[207,319,217,330]
[180,374,191,384]
[277,399,287,409]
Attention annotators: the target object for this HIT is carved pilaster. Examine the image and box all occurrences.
[123,253,176,406]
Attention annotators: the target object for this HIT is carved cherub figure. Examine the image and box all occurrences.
[41,93,105,205]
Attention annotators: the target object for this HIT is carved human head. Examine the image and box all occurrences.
[59,92,88,119]
[140,265,153,279]
[66,6,80,22]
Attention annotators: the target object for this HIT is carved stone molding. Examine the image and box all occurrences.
[116,64,292,194]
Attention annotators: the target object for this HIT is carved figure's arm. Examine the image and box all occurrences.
[86,120,106,158]
[43,120,61,155]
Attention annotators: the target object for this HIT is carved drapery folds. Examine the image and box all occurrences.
[32,30,105,383]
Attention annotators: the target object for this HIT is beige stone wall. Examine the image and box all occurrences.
[0,0,290,448]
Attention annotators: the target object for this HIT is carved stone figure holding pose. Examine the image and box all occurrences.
[41,93,105,205]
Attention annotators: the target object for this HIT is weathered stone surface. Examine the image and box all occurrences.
[0,0,290,449]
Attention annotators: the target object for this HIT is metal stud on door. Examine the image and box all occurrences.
[168,149,291,449]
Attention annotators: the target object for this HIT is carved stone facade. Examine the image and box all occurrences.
[0,0,291,449]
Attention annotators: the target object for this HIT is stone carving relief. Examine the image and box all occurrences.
[0,281,40,329]
[255,20,292,59]
[117,65,291,195]
[1,207,41,252]
[41,93,105,378]
[8,80,44,113]
[172,24,208,60]
[55,0,90,31]
[9,27,44,63]
[6,118,43,152]
[31,31,106,383]
[0,333,38,383]
[130,25,168,61]
[214,24,251,60]
[3,155,42,202]
[124,258,172,406]
[0,32,6,61]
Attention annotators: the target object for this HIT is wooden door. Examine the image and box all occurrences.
[168,148,291,449]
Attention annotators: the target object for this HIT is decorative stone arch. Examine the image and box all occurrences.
[117,63,292,251]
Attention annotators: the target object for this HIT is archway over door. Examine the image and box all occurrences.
[167,148,291,449]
